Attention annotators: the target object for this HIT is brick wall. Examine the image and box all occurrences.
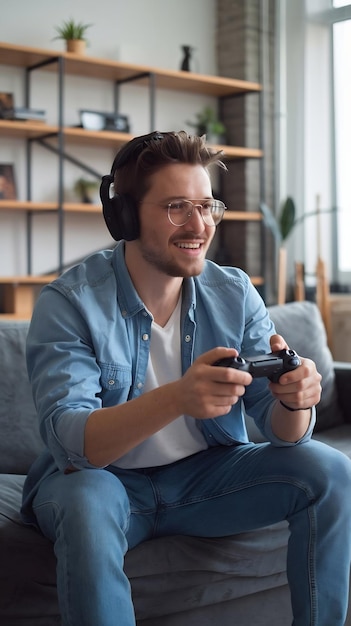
[214,0,276,301]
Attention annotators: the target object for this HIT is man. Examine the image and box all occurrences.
[22,131,351,625]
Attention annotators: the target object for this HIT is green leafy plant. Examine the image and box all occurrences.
[279,196,296,241]
[260,197,296,243]
[53,19,93,42]
[261,196,336,244]
[186,106,226,139]
[74,177,99,203]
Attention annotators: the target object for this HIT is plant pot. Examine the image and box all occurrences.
[66,39,86,55]
[206,133,225,145]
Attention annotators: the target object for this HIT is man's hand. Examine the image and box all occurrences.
[269,334,322,411]
[175,347,253,420]
[269,334,322,442]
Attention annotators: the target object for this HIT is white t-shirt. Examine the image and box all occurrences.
[115,297,208,468]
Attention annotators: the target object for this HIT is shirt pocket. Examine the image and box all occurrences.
[99,362,132,391]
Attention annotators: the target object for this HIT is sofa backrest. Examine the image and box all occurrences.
[268,300,344,432]
[0,320,44,474]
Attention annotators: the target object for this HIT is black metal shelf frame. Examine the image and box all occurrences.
[23,58,160,275]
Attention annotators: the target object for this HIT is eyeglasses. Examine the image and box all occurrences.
[166,199,227,227]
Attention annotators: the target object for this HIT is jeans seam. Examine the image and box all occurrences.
[35,501,73,625]
[159,476,314,510]
[308,504,317,625]
[128,473,160,539]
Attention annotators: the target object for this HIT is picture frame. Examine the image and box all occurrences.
[0,92,14,119]
[0,164,17,200]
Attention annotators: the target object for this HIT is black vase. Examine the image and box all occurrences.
[180,45,194,72]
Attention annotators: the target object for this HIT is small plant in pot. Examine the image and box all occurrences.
[53,19,93,54]
[74,178,99,204]
[186,106,226,144]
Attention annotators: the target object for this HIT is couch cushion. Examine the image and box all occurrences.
[0,474,289,625]
[314,423,351,458]
[0,474,59,625]
[268,301,344,432]
[0,321,44,473]
[125,525,288,621]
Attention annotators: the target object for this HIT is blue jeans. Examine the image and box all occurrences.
[32,440,351,626]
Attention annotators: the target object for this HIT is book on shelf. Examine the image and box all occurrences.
[0,93,46,122]
[13,107,46,122]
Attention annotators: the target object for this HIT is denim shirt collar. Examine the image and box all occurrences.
[112,242,148,319]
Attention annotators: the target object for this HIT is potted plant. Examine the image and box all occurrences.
[186,106,226,144]
[74,177,99,203]
[260,197,297,304]
[53,19,93,54]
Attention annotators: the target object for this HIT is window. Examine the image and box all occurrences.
[333,19,351,274]
[282,1,351,287]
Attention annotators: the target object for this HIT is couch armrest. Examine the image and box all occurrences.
[334,362,351,423]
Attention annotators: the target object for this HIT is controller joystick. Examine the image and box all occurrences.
[213,349,301,382]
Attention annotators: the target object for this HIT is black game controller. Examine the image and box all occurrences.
[213,349,301,383]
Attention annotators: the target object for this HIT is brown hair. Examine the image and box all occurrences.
[113,130,226,203]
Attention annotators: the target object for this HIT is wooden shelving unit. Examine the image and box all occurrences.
[0,42,262,96]
[0,275,58,318]
[0,41,263,318]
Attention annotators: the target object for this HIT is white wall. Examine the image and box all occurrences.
[0,0,217,275]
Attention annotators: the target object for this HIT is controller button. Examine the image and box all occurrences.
[288,357,300,366]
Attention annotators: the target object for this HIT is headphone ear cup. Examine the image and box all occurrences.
[100,175,139,241]
[110,194,140,241]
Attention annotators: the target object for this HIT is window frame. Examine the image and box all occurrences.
[281,1,351,288]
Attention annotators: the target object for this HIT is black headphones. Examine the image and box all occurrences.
[100,131,165,241]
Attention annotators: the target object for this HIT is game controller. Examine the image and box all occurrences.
[213,349,301,383]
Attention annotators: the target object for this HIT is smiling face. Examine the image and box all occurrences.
[130,162,216,279]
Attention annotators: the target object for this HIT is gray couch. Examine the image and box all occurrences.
[1,300,351,626]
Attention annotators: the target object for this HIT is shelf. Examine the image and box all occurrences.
[0,200,264,219]
[0,275,58,318]
[60,58,262,97]
[0,121,262,159]
[62,129,263,158]
[0,201,101,213]
[223,211,262,221]
[0,200,58,212]
[0,42,262,98]
[214,145,262,159]
[0,275,58,284]
[61,206,263,218]
[250,276,264,286]
[63,127,133,147]
[0,43,59,69]
[0,119,58,138]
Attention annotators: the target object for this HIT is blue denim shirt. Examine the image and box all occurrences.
[26,242,314,477]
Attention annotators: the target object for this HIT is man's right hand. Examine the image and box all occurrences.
[174,347,253,420]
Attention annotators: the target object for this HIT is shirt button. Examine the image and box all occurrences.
[122,310,127,318]
[108,379,115,386]
[185,335,191,342]
[137,382,143,389]
[142,333,149,341]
